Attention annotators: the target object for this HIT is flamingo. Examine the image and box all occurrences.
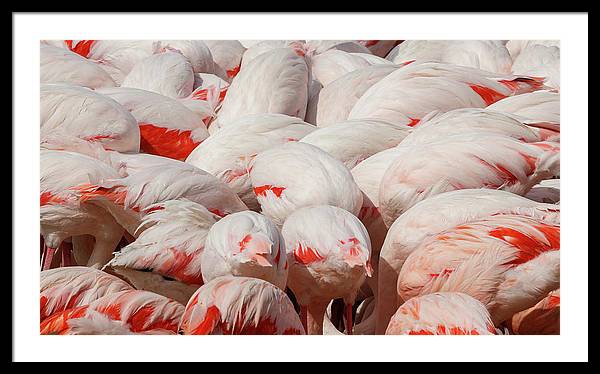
[40,266,134,322]
[40,84,140,153]
[74,161,248,238]
[64,40,155,85]
[239,40,306,69]
[385,292,499,335]
[104,200,217,304]
[300,118,411,169]
[511,44,560,90]
[40,150,125,270]
[315,64,398,127]
[121,51,195,99]
[348,61,545,126]
[179,276,304,335]
[510,288,560,334]
[210,48,309,133]
[281,205,372,335]
[203,40,246,80]
[487,90,560,132]
[201,210,288,289]
[249,142,363,227]
[96,87,209,161]
[386,40,513,74]
[375,189,557,334]
[40,44,116,89]
[379,134,560,227]
[40,290,184,335]
[310,49,393,87]
[185,113,315,211]
[400,108,553,145]
[240,40,290,66]
[525,179,560,204]
[397,209,560,325]
[153,40,217,75]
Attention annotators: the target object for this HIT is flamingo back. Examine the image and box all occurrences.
[179,276,304,335]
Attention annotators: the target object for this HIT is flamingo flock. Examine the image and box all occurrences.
[39,39,560,335]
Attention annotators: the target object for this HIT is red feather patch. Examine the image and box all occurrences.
[139,123,202,161]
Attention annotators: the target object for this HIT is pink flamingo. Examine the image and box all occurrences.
[379,134,560,227]
[310,49,393,87]
[186,113,315,211]
[281,205,372,335]
[401,108,553,145]
[210,48,309,133]
[40,84,140,153]
[40,266,133,322]
[40,44,116,89]
[201,211,288,289]
[240,40,307,69]
[249,142,363,227]
[315,64,398,127]
[97,87,209,161]
[121,51,195,99]
[386,40,513,74]
[40,290,184,335]
[152,40,217,75]
[105,200,217,304]
[179,276,304,335]
[386,292,499,335]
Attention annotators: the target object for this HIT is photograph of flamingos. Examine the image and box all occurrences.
[38,38,562,337]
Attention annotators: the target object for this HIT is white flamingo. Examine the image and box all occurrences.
[201,211,288,289]
[40,84,140,153]
[281,205,372,335]
[185,113,315,210]
[249,142,363,227]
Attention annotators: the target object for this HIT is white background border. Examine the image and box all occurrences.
[13,13,588,362]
